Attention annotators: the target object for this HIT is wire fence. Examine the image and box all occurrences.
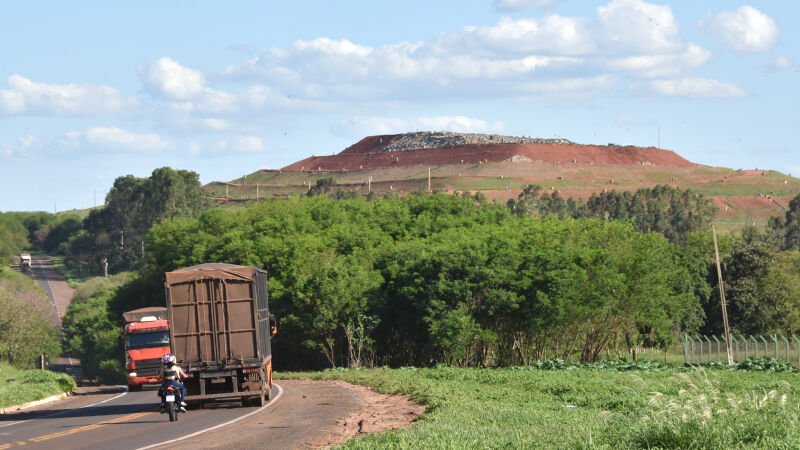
[683,334,800,365]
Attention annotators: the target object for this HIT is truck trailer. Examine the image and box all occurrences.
[123,307,171,390]
[19,253,31,271]
[165,263,274,407]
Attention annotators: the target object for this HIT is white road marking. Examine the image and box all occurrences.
[136,383,284,450]
[0,388,128,429]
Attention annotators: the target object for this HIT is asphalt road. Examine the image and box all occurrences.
[0,384,284,450]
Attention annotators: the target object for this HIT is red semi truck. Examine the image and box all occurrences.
[123,307,171,391]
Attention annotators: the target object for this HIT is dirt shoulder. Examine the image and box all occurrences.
[167,380,425,449]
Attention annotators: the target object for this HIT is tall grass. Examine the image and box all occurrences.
[278,364,800,448]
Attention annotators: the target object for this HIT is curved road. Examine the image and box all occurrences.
[0,380,373,449]
[0,384,284,449]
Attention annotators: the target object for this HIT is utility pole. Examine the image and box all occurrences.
[427,167,431,192]
[256,183,259,202]
[120,230,124,249]
[141,240,144,258]
[103,258,108,278]
[368,176,372,192]
[712,225,734,366]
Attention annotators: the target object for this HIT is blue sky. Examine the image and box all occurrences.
[1,0,796,212]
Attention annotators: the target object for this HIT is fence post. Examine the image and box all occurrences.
[704,335,712,363]
[760,336,768,358]
[743,335,748,360]
[689,334,696,364]
[751,336,758,358]
[683,334,691,365]
[781,335,789,362]
[697,334,704,363]
[731,335,739,363]
[794,336,800,367]
[771,334,779,359]
[713,335,721,362]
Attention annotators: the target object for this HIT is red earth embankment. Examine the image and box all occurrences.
[282,140,694,172]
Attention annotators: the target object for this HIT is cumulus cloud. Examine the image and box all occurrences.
[60,126,171,151]
[632,78,749,98]
[0,75,136,116]
[141,57,206,99]
[332,115,503,138]
[495,0,562,11]
[702,6,779,53]
[220,0,710,105]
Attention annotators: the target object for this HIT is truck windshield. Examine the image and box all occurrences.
[126,331,170,349]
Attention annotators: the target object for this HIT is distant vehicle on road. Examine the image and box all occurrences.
[165,263,276,407]
[123,307,171,391]
[19,252,31,271]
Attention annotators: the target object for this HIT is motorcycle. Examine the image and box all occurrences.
[161,384,183,422]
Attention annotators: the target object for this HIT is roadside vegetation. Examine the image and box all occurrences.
[0,362,76,408]
[0,267,61,368]
[279,362,800,448]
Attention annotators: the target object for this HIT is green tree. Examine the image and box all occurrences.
[0,268,61,367]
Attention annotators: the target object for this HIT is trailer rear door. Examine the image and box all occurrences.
[166,266,261,366]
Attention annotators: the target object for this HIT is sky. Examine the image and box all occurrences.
[1,0,797,212]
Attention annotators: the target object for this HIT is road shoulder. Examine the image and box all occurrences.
[167,380,425,449]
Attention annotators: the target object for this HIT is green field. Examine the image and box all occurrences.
[0,363,76,408]
[279,363,800,448]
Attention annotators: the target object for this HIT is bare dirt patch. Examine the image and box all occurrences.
[308,380,426,448]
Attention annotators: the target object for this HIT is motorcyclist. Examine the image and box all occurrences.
[158,353,188,412]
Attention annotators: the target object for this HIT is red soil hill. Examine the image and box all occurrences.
[281,134,694,171]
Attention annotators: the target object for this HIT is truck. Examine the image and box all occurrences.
[164,263,275,407]
[19,252,31,271]
[123,307,171,391]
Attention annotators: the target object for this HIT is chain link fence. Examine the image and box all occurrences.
[683,334,800,365]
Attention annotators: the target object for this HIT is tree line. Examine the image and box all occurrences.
[7,167,800,375]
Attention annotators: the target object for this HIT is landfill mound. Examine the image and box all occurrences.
[282,131,694,171]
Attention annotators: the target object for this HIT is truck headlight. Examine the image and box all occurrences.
[128,372,137,378]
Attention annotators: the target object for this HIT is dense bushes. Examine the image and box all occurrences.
[0,268,61,367]
[139,194,700,369]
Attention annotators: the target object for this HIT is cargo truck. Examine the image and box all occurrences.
[123,307,171,391]
[165,263,275,407]
[19,253,31,271]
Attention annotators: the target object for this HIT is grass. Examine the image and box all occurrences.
[45,254,91,288]
[278,363,800,448]
[0,362,76,408]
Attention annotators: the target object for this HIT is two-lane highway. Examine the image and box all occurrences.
[0,384,282,450]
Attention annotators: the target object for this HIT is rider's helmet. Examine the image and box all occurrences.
[162,353,176,366]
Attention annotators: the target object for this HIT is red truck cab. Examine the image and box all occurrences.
[123,307,170,391]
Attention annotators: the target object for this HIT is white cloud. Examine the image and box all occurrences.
[702,6,779,53]
[332,115,503,138]
[633,78,749,98]
[60,126,171,151]
[0,75,135,116]
[496,0,562,11]
[0,134,40,161]
[141,57,206,99]
[220,0,709,104]
[211,135,267,153]
[773,56,794,70]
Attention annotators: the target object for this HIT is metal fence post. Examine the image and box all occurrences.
[713,335,721,362]
[771,334,779,359]
[704,335,712,363]
[760,336,768,358]
[697,334,703,363]
[794,336,800,367]
[743,335,748,360]
[781,335,789,362]
[751,336,758,358]
[689,334,696,364]
[731,335,739,362]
